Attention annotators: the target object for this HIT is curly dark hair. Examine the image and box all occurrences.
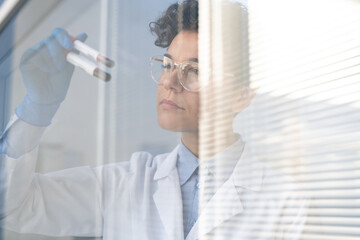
[149,0,198,48]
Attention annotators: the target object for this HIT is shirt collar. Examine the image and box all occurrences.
[177,140,199,186]
[176,135,245,186]
[155,136,263,192]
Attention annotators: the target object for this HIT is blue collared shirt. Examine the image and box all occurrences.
[177,141,199,238]
[177,136,244,238]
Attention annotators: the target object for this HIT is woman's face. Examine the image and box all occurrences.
[157,31,199,133]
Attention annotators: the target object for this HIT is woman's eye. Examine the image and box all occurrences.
[188,68,199,75]
[163,64,172,69]
[183,64,198,74]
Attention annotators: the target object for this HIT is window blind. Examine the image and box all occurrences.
[199,0,360,239]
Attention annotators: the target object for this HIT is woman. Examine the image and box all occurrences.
[0,1,307,239]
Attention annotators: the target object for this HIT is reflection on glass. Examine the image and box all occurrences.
[1,0,360,239]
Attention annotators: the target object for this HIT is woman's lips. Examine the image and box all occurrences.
[160,99,184,110]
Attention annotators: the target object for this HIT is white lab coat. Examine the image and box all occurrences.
[1,117,307,240]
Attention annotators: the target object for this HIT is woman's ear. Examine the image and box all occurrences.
[231,86,257,113]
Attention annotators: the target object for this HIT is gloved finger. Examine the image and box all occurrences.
[31,39,53,66]
[37,36,58,74]
[20,48,38,71]
[52,28,73,50]
[44,35,68,71]
[20,40,53,73]
[20,40,45,64]
[21,46,52,74]
[75,32,88,42]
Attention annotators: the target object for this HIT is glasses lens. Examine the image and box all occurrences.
[151,56,172,83]
[181,62,200,91]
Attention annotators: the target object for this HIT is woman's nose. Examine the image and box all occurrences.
[162,68,183,92]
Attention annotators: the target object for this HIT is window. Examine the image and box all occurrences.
[1,0,360,239]
[199,0,360,239]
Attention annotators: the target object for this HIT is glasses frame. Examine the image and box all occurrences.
[150,55,200,92]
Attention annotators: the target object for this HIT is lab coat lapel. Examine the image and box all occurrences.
[185,179,243,240]
[186,144,264,240]
[153,146,184,240]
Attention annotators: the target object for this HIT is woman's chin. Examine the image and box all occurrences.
[158,120,182,132]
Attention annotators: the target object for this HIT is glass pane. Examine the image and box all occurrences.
[1,0,360,239]
[198,0,360,239]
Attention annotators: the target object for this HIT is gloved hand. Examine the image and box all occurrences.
[16,28,87,126]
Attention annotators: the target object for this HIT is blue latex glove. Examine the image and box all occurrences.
[16,28,87,126]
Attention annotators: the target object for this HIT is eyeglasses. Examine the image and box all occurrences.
[150,55,200,92]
